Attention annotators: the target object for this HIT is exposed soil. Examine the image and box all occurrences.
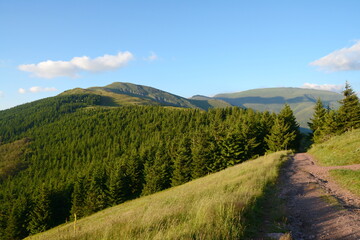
[279,153,360,240]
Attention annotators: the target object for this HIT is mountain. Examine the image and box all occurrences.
[198,87,343,128]
[61,82,231,110]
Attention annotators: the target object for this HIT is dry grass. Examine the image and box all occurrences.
[27,151,289,240]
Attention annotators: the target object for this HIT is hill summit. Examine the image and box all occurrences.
[61,82,231,110]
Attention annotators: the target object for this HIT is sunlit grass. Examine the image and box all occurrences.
[309,128,360,166]
[27,151,289,240]
[330,169,360,197]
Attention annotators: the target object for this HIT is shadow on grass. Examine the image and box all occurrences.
[241,164,290,239]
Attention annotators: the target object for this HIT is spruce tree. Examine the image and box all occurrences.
[142,146,172,196]
[265,117,296,152]
[171,137,192,187]
[83,168,108,216]
[277,104,300,150]
[308,98,327,143]
[4,197,29,240]
[191,131,212,179]
[108,165,130,206]
[338,82,360,131]
[320,110,341,142]
[70,177,87,219]
[27,184,52,235]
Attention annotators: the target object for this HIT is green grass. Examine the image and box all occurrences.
[26,151,289,240]
[308,128,360,166]
[330,169,360,196]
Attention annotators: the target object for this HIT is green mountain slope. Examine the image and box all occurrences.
[309,128,360,166]
[1,100,291,239]
[211,87,343,128]
[26,151,289,240]
[61,82,231,109]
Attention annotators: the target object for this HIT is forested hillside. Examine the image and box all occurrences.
[0,94,300,239]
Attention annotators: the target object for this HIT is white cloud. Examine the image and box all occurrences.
[310,41,360,71]
[29,86,58,93]
[18,88,27,94]
[301,83,343,93]
[18,87,58,94]
[18,51,134,79]
[19,61,78,78]
[0,91,4,97]
[144,52,158,61]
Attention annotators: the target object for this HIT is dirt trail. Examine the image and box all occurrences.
[280,153,360,240]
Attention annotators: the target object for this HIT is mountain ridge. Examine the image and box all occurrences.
[61,82,231,110]
[195,87,343,128]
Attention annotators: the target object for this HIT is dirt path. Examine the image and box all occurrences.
[280,153,360,240]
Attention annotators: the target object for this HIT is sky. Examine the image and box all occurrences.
[1,0,360,110]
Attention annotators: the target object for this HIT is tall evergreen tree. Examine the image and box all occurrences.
[171,137,193,187]
[142,146,172,196]
[338,82,360,131]
[83,168,108,216]
[108,165,130,206]
[265,117,296,152]
[191,131,212,179]
[3,197,29,240]
[277,104,300,150]
[308,98,327,143]
[27,184,52,235]
[320,110,341,142]
[70,177,87,219]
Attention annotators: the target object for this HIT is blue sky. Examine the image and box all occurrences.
[1,0,360,110]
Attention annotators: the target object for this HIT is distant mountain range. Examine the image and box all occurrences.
[61,82,342,129]
[200,87,342,128]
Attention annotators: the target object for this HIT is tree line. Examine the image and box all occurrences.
[308,82,360,143]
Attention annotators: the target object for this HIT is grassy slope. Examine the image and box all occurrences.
[27,152,289,240]
[330,170,360,196]
[213,87,342,128]
[309,128,360,166]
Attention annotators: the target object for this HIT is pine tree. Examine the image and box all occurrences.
[70,177,87,219]
[171,137,193,187]
[83,168,108,216]
[338,82,360,131]
[308,98,327,143]
[3,197,29,240]
[191,131,212,179]
[142,146,172,196]
[27,184,52,235]
[320,110,341,142]
[277,104,300,150]
[108,165,130,206]
[265,117,296,152]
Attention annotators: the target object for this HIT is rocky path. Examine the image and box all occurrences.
[280,153,360,240]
